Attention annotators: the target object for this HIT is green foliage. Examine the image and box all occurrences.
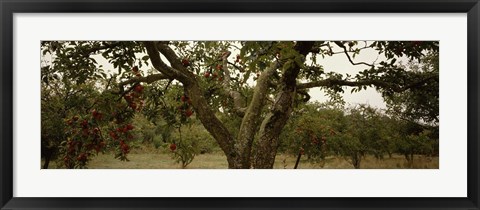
[279,102,344,161]
[41,87,68,168]
[384,51,439,125]
[392,121,439,167]
[370,41,439,60]
[130,114,157,142]
[42,41,147,85]
[166,125,206,168]
[329,133,365,169]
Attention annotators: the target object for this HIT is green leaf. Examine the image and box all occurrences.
[390,58,397,65]
[42,76,49,84]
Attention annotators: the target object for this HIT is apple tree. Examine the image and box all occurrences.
[327,105,392,168]
[278,102,344,166]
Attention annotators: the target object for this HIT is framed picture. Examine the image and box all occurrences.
[1,0,479,209]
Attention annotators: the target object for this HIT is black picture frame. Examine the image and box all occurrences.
[1,0,479,209]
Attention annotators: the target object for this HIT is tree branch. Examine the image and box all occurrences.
[219,51,247,117]
[155,42,193,76]
[143,41,192,84]
[227,61,246,72]
[82,41,122,55]
[297,75,437,92]
[117,73,171,92]
[235,61,279,168]
[118,74,170,87]
[334,41,374,67]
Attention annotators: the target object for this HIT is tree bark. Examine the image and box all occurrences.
[294,152,302,169]
[219,51,247,117]
[184,82,238,168]
[253,41,314,168]
[42,149,52,169]
[235,63,278,168]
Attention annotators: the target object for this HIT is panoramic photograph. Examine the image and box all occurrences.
[41,41,439,169]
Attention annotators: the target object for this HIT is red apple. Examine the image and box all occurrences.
[170,143,177,151]
[81,120,88,128]
[132,66,139,72]
[129,102,137,110]
[182,58,190,67]
[109,131,118,139]
[185,109,193,117]
[92,110,102,120]
[76,153,87,161]
[204,72,210,78]
[121,143,130,153]
[134,84,144,93]
[124,94,133,102]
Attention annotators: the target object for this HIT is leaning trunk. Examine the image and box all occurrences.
[144,41,240,168]
[185,83,238,168]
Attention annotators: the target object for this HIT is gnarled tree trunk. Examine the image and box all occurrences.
[253,41,314,168]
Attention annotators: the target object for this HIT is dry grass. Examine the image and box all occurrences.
[86,152,229,169]
[275,154,439,169]
[81,148,438,169]
[43,142,438,169]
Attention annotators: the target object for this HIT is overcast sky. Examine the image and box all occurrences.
[309,44,388,109]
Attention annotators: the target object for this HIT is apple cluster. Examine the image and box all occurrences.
[177,94,194,118]
[108,123,135,160]
[62,110,107,168]
[203,63,225,82]
[293,126,335,157]
[124,83,144,111]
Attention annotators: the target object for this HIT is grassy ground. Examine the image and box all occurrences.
[43,142,438,169]
[79,148,438,169]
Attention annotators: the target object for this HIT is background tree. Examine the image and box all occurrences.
[328,105,390,169]
[279,102,343,167]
